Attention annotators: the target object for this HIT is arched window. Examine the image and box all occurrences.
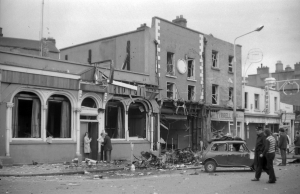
[128,102,147,138]
[12,92,41,138]
[105,100,125,139]
[46,95,71,138]
[80,97,97,120]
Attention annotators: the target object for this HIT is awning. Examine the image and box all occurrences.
[161,114,187,120]
[244,116,280,124]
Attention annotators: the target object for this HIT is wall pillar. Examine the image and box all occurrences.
[125,111,129,141]
[42,105,48,140]
[6,102,14,157]
[75,108,81,159]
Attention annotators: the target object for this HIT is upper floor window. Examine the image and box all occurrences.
[88,49,92,64]
[122,41,131,70]
[65,55,68,61]
[274,97,278,111]
[229,87,233,101]
[212,51,219,68]
[244,92,248,109]
[12,92,41,138]
[228,56,233,72]
[167,52,175,76]
[212,84,219,105]
[167,82,175,99]
[188,85,195,101]
[254,94,259,110]
[187,58,195,79]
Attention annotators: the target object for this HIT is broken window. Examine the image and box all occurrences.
[105,100,125,139]
[128,102,147,139]
[188,85,195,101]
[46,95,71,138]
[212,50,219,68]
[212,84,218,105]
[254,94,259,109]
[167,82,175,99]
[80,97,97,120]
[12,92,41,138]
[211,143,227,151]
[88,49,92,64]
[228,143,247,152]
[187,58,195,79]
[228,56,233,72]
[229,87,233,101]
[167,52,175,75]
[122,41,131,70]
[244,92,248,109]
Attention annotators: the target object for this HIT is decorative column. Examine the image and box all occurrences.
[125,111,129,141]
[42,105,48,141]
[6,102,14,157]
[75,108,81,158]
[150,113,154,151]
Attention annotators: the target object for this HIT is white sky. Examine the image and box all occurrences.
[1,0,299,76]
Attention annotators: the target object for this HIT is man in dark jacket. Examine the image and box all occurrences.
[278,128,287,166]
[101,132,112,163]
[251,126,269,181]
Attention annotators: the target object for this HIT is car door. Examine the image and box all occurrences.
[227,142,252,166]
[210,142,229,166]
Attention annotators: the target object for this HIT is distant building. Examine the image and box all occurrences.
[0,27,59,59]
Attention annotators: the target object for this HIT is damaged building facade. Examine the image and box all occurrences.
[203,34,244,142]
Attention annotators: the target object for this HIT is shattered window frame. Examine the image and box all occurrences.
[212,50,219,68]
[212,84,219,105]
[166,52,175,76]
[187,58,195,79]
[211,143,227,151]
[188,85,195,101]
[11,92,42,139]
[167,82,175,99]
[229,87,233,101]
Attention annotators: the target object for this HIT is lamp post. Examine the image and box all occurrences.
[233,25,264,133]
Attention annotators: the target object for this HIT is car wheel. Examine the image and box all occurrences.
[204,160,217,173]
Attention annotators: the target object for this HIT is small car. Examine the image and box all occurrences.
[199,140,254,172]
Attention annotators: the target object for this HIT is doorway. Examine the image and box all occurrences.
[80,122,98,160]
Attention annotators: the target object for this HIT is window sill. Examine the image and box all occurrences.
[11,139,76,144]
[254,109,261,112]
[166,75,177,79]
[211,103,219,106]
[187,78,197,82]
[211,67,220,71]
[228,71,234,74]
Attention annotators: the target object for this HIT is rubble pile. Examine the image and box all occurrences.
[133,147,201,169]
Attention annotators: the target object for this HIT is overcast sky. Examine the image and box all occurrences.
[1,0,299,76]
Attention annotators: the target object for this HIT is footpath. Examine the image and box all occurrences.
[0,160,126,177]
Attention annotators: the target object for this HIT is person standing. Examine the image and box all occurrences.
[278,128,288,166]
[251,127,269,181]
[294,131,300,155]
[84,132,92,159]
[263,128,277,183]
[101,132,112,163]
[97,133,105,162]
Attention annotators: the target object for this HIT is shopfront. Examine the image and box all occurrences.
[210,110,244,139]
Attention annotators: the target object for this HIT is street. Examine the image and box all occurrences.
[1,164,299,194]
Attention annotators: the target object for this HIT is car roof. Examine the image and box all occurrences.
[210,140,246,144]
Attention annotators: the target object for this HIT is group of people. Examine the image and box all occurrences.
[84,131,112,163]
[252,127,299,184]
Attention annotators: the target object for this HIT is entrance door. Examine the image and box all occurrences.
[80,122,98,160]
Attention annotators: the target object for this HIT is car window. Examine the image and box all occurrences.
[228,143,245,152]
[211,143,227,151]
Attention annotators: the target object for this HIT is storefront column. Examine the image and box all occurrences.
[150,113,154,151]
[75,108,81,158]
[6,102,14,157]
[42,105,47,141]
[157,113,161,153]
[125,111,129,141]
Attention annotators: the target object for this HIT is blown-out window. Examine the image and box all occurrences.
[187,58,195,79]
[212,85,219,105]
[105,100,125,139]
[167,52,175,76]
[128,102,147,139]
[12,92,41,138]
[46,95,71,138]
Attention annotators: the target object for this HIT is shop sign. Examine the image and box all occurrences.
[264,86,270,114]
[211,110,244,121]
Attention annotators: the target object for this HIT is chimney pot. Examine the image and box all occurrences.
[180,15,183,18]
[176,16,179,19]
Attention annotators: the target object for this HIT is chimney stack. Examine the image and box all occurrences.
[137,23,148,30]
[172,15,187,27]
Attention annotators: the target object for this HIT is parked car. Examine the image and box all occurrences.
[199,140,254,172]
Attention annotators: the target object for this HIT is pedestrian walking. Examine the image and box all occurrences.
[278,128,288,166]
[294,131,300,155]
[251,126,269,181]
[101,132,112,163]
[263,128,277,184]
[84,132,92,159]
